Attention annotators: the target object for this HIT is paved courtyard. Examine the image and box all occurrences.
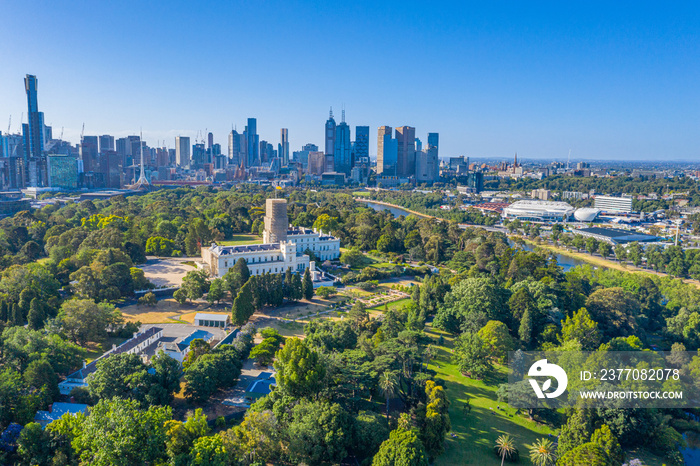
[138,257,198,287]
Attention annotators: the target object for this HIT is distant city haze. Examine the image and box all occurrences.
[1,1,698,160]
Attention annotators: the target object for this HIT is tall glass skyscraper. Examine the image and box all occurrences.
[246,118,258,167]
[354,126,369,162]
[325,109,336,157]
[279,128,289,166]
[24,75,45,159]
[334,112,351,175]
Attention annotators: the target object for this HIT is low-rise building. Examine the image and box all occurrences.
[502,200,575,222]
[58,327,163,395]
[158,329,214,363]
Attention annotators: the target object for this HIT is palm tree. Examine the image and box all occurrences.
[495,434,517,466]
[379,371,398,422]
[529,438,557,466]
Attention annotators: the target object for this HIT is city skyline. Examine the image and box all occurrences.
[1,2,699,160]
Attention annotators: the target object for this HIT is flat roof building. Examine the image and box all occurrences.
[594,196,633,213]
[502,200,575,222]
[573,227,658,245]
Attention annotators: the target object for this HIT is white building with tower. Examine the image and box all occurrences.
[201,198,340,278]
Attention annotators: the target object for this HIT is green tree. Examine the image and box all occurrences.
[560,307,601,350]
[454,332,492,379]
[274,337,326,398]
[232,280,255,325]
[190,435,228,465]
[223,258,250,296]
[164,408,211,465]
[495,434,518,466]
[379,371,399,422]
[249,338,278,366]
[145,236,177,256]
[183,339,211,370]
[148,351,182,406]
[207,278,225,304]
[529,437,557,466]
[24,358,59,400]
[590,424,623,466]
[477,320,514,362]
[316,286,337,299]
[88,353,151,402]
[422,380,451,459]
[138,292,158,307]
[59,299,123,346]
[435,277,509,334]
[27,297,45,330]
[585,287,640,340]
[372,428,428,466]
[17,422,52,466]
[302,267,314,300]
[340,248,366,268]
[70,398,171,466]
[558,442,611,466]
[287,400,353,465]
[181,269,210,302]
[313,214,340,234]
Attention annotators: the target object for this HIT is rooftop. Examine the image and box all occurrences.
[177,329,214,352]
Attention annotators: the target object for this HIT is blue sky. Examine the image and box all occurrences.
[1,1,698,160]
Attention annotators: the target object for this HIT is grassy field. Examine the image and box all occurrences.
[424,325,557,465]
[219,234,263,246]
[352,191,371,197]
[368,297,412,312]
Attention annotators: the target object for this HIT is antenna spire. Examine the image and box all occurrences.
[329,107,333,119]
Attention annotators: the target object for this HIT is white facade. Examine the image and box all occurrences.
[285,226,341,260]
[574,208,601,222]
[502,200,575,222]
[202,240,310,278]
[594,196,633,213]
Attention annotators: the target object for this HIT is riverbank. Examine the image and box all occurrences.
[525,239,700,289]
[354,198,432,219]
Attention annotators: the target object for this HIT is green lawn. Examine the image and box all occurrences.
[352,191,371,197]
[425,325,557,465]
[220,234,263,246]
[368,298,412,312]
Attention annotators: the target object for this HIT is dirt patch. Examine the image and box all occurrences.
[120,298,229,324]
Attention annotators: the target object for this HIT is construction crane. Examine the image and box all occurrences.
[80,123,85,143]
[6,116,10,134]
[60,127,64,140]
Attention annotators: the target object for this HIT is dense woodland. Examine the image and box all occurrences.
[0,186,697,464]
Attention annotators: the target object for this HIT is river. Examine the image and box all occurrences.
[361,200,590,272]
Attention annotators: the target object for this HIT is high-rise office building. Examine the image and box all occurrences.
[325,109,336,157]
[192,143,206,168]
[24,75,45,159]
[334,111,351,175]
[175,136,191,167]
[415,138,422,153]
[80,136,99,172]
[279,128,289,166]
[395,126,416,177]
[246,118,258,167]
[354,126,369,164]
[207,132,214,149]
[47,155,78,189]
[428,132,439,152]
[99,135,115,153]
[376,126,395,175]
[228,129,242,167]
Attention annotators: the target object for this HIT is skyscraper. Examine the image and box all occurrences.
[80,136,99,172]
[428,132,439,152]
[207,132,214,149]
[246,118,258,167]
[354,126,369,163]
[279,128,289,166]
[325,108,336,157]
[24,75,45,159]
[228,129,242,167]
[334,111,351,175]
[175,136,191,167]
[376,126,393,175]
[395,126,416,177]
[99,135,115,153]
